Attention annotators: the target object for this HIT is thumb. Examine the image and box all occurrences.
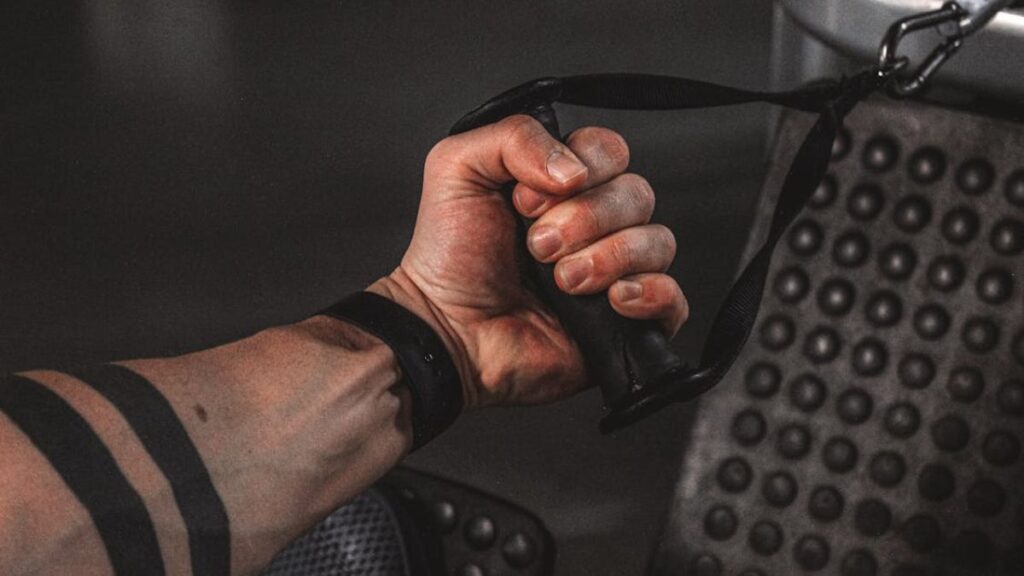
[424,114,589,198]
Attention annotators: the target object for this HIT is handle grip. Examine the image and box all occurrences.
[450,72,876,432]
[457,86,688,430]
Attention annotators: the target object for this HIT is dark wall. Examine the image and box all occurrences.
[1,1,774,573]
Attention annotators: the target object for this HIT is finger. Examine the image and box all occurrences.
[426,115,588,201]
[553,224,676,295]
[608,273,690,337]
[525,173,655,262]
[567,126,631,188]
[513,126,630,217]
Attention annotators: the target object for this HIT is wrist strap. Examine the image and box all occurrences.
[320,291,464,449]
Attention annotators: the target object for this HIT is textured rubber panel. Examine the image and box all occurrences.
[262,488,412,576]
[261,467,553,576]
[379,467,555,576]
[652,98,1024,575]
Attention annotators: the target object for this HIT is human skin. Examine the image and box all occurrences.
[0,116,686,575]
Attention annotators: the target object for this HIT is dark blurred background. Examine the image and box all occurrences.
[0,1,774,573]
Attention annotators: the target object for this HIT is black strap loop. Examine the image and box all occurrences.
[559,73,846,113]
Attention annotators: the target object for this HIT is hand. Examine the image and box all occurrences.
[369,115,688,409]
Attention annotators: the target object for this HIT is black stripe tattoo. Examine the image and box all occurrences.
[67,364,231,576]
[0,375,165,576]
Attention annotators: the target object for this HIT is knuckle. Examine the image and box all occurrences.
[570,127,630,167]
[654,223,677,254]
[588,254,613,282]
[426,137,459,166]
[644,277,688,335]
[499,114,538,134]
[566,126,599,146]
[678,293,691,325]
[663,279,689,323]
[641,224,676,265]
[574,197,604,240]
[584,246,612,280]
[658,282,679,312]
[602,130,631,167]
[502,114,550,150]
[620,173,655,216]
[671,301,690,335]
[609,234,636,272]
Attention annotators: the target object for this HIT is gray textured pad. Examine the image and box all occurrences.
[263,489,411,576]
[652,98,1024,576]
[262,467,554,576]
[379,467,554,576]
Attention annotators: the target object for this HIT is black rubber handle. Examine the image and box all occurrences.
[452,82,685,416]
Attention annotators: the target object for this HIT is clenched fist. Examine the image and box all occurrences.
[369,115,688,409]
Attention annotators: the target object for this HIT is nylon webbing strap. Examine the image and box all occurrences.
[0,375,165,575]
[558,73,849,113]
[68,364,231,576]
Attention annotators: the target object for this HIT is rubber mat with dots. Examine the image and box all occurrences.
[379,467,554,576]
[651,98,1024,576]
[263,467,553,576]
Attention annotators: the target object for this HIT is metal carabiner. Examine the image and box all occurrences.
[878,0,1015,97]
[877,2,966,97]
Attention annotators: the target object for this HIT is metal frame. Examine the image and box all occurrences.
[773,0,1024,102]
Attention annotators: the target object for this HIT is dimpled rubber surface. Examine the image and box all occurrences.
[379,466,555,576]
[263,489,410,576]
[653,98,1024,575]
[262,467,553,576]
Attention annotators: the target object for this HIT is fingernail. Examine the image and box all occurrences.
[529,226,562,260]
[559,257,592,291]
[547,150,587,184]
[615,280,644,302]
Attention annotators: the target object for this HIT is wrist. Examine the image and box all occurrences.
[367,269,478,410]
[117,319,412,573]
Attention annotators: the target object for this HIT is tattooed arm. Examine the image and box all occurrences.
[0,116,688,575]
[0,314,410,576]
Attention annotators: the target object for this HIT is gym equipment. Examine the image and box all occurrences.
[650,2,1024,574]
[263,467,553,576]
[268,2,1022,574]
[450,0,1016,435]
[652,86,1024,576]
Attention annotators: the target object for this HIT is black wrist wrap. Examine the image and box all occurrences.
[320,291,464,449]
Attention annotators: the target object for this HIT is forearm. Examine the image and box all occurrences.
[0,315,412,576]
